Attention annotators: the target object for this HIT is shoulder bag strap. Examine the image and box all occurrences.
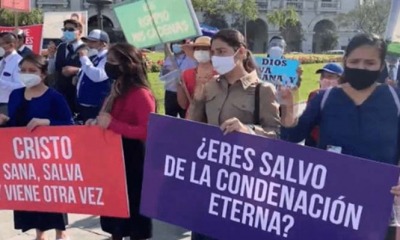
[254,83,262,125]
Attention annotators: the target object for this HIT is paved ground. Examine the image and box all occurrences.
[0,211,191,240]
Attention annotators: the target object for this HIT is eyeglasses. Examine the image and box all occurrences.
[62,27,76,32]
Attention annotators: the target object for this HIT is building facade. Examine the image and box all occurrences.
[197,0,362,53]
[34,0,362,53]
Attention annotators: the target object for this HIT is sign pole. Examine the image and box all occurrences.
[14,11,18,27]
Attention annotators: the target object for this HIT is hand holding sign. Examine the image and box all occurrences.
[47,41,57,58]
[220,117,250,135]
[0,114,9,126]
[27,118,50,132]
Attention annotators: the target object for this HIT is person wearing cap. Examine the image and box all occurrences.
[14,28,33,58]
[160,39,197,118]
[47,19,85,114]
[177,36,218,118]
[304,62,343,147]
[76,29,111,122]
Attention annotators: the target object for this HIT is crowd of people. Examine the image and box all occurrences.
[0,17,399,240]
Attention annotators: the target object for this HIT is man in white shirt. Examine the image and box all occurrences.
[0,32,23,114]
[75,29,111,122]
[379,55,400,87]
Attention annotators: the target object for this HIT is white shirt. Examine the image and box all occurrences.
[0,50,23,103]
[47,40,85,74]
[77,48,108,95]
[388,62,399,81]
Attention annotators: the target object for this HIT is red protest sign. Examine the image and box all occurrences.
[1,0,31,12]
[0,126,129,218]
[0,25,43,54]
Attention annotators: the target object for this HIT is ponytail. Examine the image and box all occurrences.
[243,50,259,74]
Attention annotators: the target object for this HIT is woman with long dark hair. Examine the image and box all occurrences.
[0,53,73,240]
[86,42,155,240]
[189,28,280,240]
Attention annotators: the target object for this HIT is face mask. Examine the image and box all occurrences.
[344,67,380,90]
[172,44,182,54]
[268,46,284,58]
[320,78,339,90]
[19,73,42,88]
[63,31,76,42]
[88,48,98,57]
[194,50,210,63]
[105,62,122,80]
[0,47,5,57]
[212,52,238,75]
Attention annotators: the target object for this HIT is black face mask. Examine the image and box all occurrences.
[105,62,122,80]
[343,67,380,90]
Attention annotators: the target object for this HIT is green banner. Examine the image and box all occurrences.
[113,0,201,49]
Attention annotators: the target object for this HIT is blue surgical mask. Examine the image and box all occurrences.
[63,31,76,42]
[172,44,182,54]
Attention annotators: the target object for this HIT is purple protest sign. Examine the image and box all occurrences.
[141,114,400,240]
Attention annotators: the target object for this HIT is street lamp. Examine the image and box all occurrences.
[86,0,113,30]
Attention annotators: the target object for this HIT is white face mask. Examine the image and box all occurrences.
[0,47,5,57]
[194,50,211,63]
[88,48,99,57]
[268,46,284,58]
[320,78,339,90]
[19,73,42,88]
[212,54,237,75]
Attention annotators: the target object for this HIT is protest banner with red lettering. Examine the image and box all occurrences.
[1,0,31,12]
[0,24,43,54]
[0,126,129,218]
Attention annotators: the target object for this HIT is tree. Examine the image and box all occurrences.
[191,0,258,30]
[266,7,302,51]
[319,30,339,52]
[336,0,390,36]
[0,9,43,26]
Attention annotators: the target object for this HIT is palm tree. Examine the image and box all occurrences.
[266,7,299,34]
[266,7,302,51]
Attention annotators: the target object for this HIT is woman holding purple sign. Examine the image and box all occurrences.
[189,28,280,240]
[280,33,400,239]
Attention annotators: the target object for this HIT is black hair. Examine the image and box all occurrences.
[211,28,258,73]
[341,33,387,83]
[63,19,83,32]
[344,33,387,65]
[19,53,48,75]
[0,32,17,44]
[269,36,285,43]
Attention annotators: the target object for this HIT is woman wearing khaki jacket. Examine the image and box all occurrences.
[189,29,280,141]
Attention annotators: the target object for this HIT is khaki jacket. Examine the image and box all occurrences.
[189,71,280,138]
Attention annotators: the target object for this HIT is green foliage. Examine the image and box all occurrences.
[336,0,391,36]
[266,7,302,51]
[266,7,299,30]
[191,0,258,28]
[0,9,43,26]
[319,30,339,52]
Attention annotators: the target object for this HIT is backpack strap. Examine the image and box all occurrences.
[320,87,333,111]
[254,83,261,125]
[388,85,400,117]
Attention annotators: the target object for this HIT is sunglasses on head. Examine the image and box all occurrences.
[62,27,76,32]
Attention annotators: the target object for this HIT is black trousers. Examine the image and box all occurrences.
[78,104,101,123]
[164,90,185,118]
[385,227,396,240]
